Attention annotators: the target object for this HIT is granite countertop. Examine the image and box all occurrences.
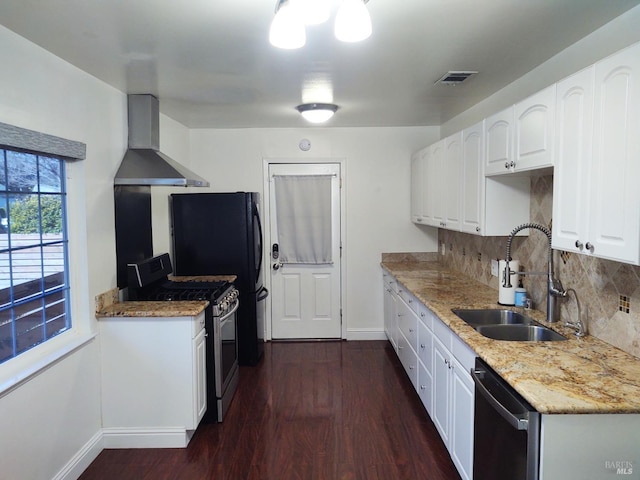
[96,274,237,318]
[382,261,640,415]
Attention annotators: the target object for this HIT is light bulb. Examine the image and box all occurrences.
[269,2,306,49]
[334,0,372,43]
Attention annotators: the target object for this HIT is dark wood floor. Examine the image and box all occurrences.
[79,341,461,480]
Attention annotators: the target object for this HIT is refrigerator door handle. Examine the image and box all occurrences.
[257,286,269,301]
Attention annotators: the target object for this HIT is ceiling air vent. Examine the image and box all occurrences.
[435,71,478,86]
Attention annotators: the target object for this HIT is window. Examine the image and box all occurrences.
[0,148,70,364]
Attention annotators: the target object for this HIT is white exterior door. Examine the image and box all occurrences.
[268,163,342,339]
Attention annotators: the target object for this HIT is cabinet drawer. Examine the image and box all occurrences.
[433,314,452,351]
[418,320,433,373]
[397,285,419,315]
[397,298,418,353]
[418,303,434,330]
[418,360,433,416]
[397,331,418,388]
[192,311,206,338]
[451,333,476,375]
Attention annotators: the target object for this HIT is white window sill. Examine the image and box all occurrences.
[0,331,97,398]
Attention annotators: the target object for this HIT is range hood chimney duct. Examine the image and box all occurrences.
[114,94,209,187]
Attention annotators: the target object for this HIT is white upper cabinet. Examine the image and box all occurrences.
[428,139,445,227]
[484,106,514,175]
[443,132,462,231]
[485,85,556,175]
[552,67,594,254]
[553,43,640,264]
[411,148,425,224]
[514,85,556,171]
[460,121,484,234]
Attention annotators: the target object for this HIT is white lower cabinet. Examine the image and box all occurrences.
[383,271,476,480]
[432,315,476,480]
[99,311,207,448]
[382,272,398,351]
[417,304,434,416]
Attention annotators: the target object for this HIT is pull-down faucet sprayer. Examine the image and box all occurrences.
[503,223,565,323]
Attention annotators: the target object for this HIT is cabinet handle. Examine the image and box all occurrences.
[409,365,414,370]
[575,240,584,250]
[476,226,481,232]
[510,161,516,168]
[420,343,425,349]
[420,385,426,390]
[504,162,510,169]
[420,312,425,317]
[586,242,594,253]
[409,328,414,333]
[408,298,413,303]
[444,358,449,366]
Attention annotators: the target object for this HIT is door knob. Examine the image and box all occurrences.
[273,262,282,270]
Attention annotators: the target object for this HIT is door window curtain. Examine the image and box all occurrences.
[274,174,332,264]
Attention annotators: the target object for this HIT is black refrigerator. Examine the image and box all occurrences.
[170,192,267,365]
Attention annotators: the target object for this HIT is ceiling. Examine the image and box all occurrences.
[1,0,638,128]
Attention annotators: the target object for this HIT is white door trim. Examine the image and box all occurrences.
[262,157,347,341]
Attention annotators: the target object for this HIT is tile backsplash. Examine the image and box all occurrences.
[439,175,640,359]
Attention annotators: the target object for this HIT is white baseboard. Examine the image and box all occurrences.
[52,430,103,480]
[102,427,194,449]
[346,328,387,341]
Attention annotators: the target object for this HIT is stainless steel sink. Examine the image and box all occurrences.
[452,309,567,342]
[475,324,567,342]
[451,308,534,327]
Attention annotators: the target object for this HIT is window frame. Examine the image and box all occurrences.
[0,122,91,396]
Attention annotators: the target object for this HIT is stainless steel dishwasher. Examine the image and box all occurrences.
[471,358,541,480]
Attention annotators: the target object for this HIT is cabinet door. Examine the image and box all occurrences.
[427,140,445,227]
[411,149,425,224]
[418,360,434,417]
[460,121,485,234]
[432,336,451,446]
[589,43,640,264]
[444,132,462,230]
[552,67,594,253]
[514,85,555,171]
[450,355,475,480]
[383,275,398,351]
[193,328,207,427]
[485,106,514,175]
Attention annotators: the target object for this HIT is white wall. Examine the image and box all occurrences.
[186,127,439,338]
[441,6,640,136]
[0,25,126,479]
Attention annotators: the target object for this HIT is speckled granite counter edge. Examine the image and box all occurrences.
[381,260,640,415]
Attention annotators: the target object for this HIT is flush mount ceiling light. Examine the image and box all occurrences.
[296,103,339,123]
[269,0,371,49]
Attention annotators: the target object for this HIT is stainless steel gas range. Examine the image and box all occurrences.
[127,253,239,423]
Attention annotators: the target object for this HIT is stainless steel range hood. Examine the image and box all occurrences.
[114,94,209,187]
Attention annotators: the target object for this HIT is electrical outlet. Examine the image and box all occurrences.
[491,259,499,277]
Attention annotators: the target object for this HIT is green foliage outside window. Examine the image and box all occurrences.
[8,195,62,234]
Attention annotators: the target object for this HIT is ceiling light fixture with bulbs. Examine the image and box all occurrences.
[269,0,372,49]
[296,103,339,123]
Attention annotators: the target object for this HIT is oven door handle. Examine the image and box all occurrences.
[219,299,240,323]
[471,367,529,431]
[257,286,269,302]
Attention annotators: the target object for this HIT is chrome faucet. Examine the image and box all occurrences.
[562,288,587,337]
[503,223,565,323]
